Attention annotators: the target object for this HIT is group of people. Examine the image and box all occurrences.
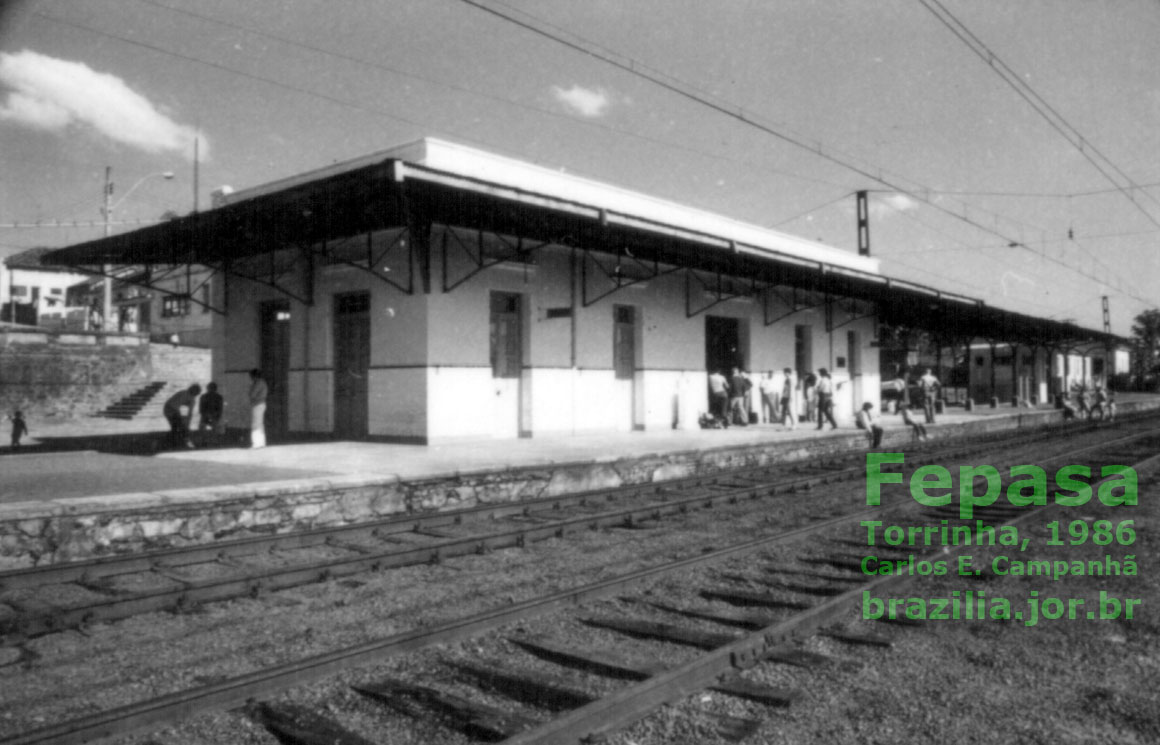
[705,366,850,432]
[708,366,802,430]
[856,400,929,449]
[857,367,941,448]
[1062,384,1116,422]
[705,365,942,450]
[885,367,942,423]
[161,369,268,450]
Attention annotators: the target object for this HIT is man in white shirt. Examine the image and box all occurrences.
[856,402,883,448]
[759,370,780,424]
[708,370,730,425]
[919,368,940,424]
[815,368,838,430]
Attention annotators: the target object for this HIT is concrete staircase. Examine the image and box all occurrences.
[92,345,212,422]
[94,381,168,420]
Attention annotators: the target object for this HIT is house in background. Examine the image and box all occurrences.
[66,265,214,347]
[1,248,93,328]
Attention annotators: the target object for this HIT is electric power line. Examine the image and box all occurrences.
[917,0,1160,229]
[29,4,1155,314]
[82,1,852,193]
[456,0,1154,309]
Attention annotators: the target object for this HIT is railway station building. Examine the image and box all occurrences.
[45,138,1122,443]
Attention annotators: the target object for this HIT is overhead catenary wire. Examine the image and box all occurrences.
[24,3,1154,322]
[32,6,851,204]
[127,0,854,193]
[770,192,856,228]
[455,0,1151,311]
[876,196,1146,303]
[916,0,1160,229]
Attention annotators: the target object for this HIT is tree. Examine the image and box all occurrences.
[1131,308,1160,389]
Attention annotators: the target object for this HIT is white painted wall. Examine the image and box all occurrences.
[212,226,884,442]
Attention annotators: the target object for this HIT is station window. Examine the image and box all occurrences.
[10,285,27,297]
[161,295,191,317]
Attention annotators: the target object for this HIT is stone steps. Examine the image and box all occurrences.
[94,381,168,420]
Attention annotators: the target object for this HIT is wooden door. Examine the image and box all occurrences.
[490,292,522,438]
[333,292,370,438]
[259,300,291,440]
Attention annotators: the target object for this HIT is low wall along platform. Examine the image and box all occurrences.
[1,400,1157,569]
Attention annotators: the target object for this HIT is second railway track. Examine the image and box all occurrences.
[1,418,1157,744]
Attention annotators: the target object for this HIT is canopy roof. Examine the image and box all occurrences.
[44,138,1122,347]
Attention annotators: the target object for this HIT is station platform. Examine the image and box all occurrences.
[2,395,1157,569]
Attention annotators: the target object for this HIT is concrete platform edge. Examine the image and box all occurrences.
[2,400,1157,569]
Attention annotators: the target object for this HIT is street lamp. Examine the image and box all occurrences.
[101,167,175,331]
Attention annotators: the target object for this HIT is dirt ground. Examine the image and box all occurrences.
[620,466,1160,745]
[2,444,1155,744]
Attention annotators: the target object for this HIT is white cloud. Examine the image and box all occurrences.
[1000,270,1036,297]
[868,193,919,221]
[551,84,611,118]
[0,49,206,158]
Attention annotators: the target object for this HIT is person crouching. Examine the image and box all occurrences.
[162,384,202,449]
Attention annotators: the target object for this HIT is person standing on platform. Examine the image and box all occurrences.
[802,371,818,423]
[919,368,941,424]
[760,370,780,424]
[162,384,201,449]
[198,381,225,446]
[889,371,907,414]
[780,368,798,430]
[249,369,268,449]
[729,367,751,426]
[9,411,28,448]
[815,368,838,430]
[708,369,730,426]
[856,402,884,448]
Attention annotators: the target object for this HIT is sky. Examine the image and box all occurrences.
[1,0,1157,335]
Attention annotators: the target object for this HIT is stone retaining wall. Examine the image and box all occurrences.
[0,329,151,419]
[2,400,1157,569]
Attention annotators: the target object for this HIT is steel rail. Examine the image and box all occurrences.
[0,455,875,638]
[500,449,1160,744]
[2,424,1117,637]
[1,500,895,745]
[0,454,853,591]
[2,411,1116,591]
[1,422,1153,744]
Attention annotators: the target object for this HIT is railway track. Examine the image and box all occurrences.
[0,422,1097,641]
[1,420,1156,744]
[1,417,1151,643]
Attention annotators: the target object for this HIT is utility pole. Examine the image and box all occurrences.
[102,166,113,333]
[1102,295,1112,385]
[98,168,175,333]
[856,190,870,256]
[193,136,199,214]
